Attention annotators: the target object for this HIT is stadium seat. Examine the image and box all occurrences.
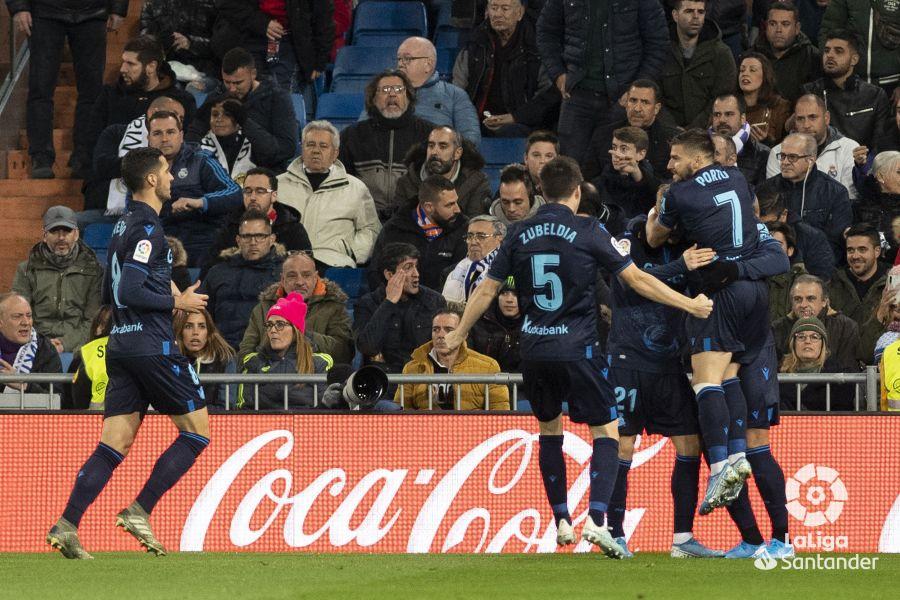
[434,28,468,50]
[480,137,528,168]
[352,2,428,45]
[331,46,397,93]
[436,47,458,80]
[83,223,114,264]
[484,167,502,195]
[325,267,367,300]
[290,93,307,130]
[315,93,365,130]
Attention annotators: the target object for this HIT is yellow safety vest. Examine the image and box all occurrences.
[73,336,108,410]
[879,339,900,411]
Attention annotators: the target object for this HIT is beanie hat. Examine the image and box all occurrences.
[266,291,308,333]
[500,275,516,293]
[789,316,827,342]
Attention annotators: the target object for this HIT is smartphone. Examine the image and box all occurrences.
[483,111,492,119]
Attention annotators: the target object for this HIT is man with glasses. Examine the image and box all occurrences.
[443,216,506,304]
[202,166,311,276]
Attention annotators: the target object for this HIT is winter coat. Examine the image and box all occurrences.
[139,0,217,74]
[752,30,822,102]
[213,0,333,77]
[199,245,285,348]
[708,0,747,37]
[237,346,329,410]
[469,303,523,373]
[854,175,900,263]
[737,138,771,188]
[0,331,62,395]
[354,285,447,375]
[339,109,434,220]
[393,141,492,218]
[12,241,102,351]
[277,159,381,268]
[452,18,560,129]
[187,78,298,170]
[410,72,482,146]
[536,0,669,100]
[593,161,659,220]
[779,356,854,411]
[766,126,860,199]
[785,213,837,280]
[820,0,900,88]
[583,118,679,182]
[802,75,894,152]
[745,95,792,147]
[828,265,889,329]
[768,262,808,323]
[395,342,510,410]
[239,279,354,364]
[772,309,861,372]
[5,0,127,23]
[488,194,545,226]
[659,20,737,129]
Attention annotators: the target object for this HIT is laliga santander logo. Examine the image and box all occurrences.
[180,429,668,552]
[785,464,847,527]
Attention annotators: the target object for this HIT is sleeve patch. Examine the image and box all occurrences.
[133,240,153,264]
[610,237,631,257]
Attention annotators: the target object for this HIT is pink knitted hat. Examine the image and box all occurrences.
[266,291,308,333]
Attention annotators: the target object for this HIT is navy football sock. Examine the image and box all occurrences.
[588,438,620,525]
[538,435,570,525]
[62,443,124,527]
[694,385,729,471]
[135,432,209,515]
[722,378,747,460]
[672,454,700,535]
[607,459,632,538]
[747,445,789,543]
[725,486,764,545]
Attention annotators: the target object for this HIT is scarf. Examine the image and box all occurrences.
[200,130,255,184]
[3,328,38,394]
[39,242,79,270]
[415,206,443,241]
[463,248,498,300]
[107,116,148,216]
[709,122,752,155]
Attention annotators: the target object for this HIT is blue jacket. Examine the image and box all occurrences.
[414,73,482,146]
[536,0,669,99]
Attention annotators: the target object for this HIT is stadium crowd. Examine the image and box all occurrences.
[4,0,900,411]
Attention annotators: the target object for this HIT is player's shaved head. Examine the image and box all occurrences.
[540,157,583,203]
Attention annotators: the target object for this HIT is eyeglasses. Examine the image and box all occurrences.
[465,232,497,241]
[237,233,272,242]
[242,187,274,196]
[793,332,823,342]
[378,84,406,94]
[264,320,290,331]
[777,153,811,164]
[396,56,428,66]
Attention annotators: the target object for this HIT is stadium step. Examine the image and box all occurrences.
[6,149,75,180]
[17,128,74,152]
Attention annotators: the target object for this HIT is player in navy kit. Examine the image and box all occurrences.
[445,157,713,559]
[47,147,210,559]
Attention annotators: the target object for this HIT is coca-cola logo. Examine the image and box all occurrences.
[180,429,669,553]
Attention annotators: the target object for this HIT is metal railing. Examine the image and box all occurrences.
[0,11,28,117]
[0,369,886,412]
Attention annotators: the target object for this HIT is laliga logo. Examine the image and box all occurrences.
[785,464,847,527]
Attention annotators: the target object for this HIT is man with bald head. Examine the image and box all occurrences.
[0,293,62,395]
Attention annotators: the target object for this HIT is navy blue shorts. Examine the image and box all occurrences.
[687,279,770,365]
[739,341,781,429]
[608,367,699,437]
[104,354,207,418]
[520,356,617,426]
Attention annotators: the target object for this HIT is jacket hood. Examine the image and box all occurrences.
[669,18,722,48]
[401,138,486,171]
[27,240,101,271]
[488,195,544,224]
[409,340,471,367]
[258,278,349,305]
[284,158,351,189]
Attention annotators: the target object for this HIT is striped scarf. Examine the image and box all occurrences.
[415,206,443,241]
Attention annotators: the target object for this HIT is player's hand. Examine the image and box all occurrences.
[682,244,717,271]
[444,330,464,352]
[555,74,570,99]
[13,11,32,36]
[384,270,406,304]
[693,260,739,295]
[689,294,714,319]
[852,145,868,167]
[0,358,26,391]
[172,198,203,213]
[174,281,208,313]
[266,19,285,41]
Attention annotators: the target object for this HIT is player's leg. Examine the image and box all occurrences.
[721,363,753,503]
[580,419,627,559]
[606,434,635,543]
[668,434,721,557]
[746,427,793,557]
[605,367,642,554]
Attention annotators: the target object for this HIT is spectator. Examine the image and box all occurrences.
[712,133,738,167]
[865,283,900,366]
[187,48,298,171]
[890,95,900,151]
[84,36,197,172]
[829,226,889,330]
[173,308,235,410]
[659,0,737,129]
[167,236,193,291]
[469,275,523,373]
[738,52,792,147]
[8,0,126,179]
[443,216,506,304]
[593,126,659,219]
[709,94,771,186]
[778,316,854,411]
[855,151,900,262]
[765,132,853,257]
[756,178,835,279]
[237,292,330,409]
[62,305,111,410]
[12,206,102,352]
[199,96,256,183]
[706,0,749,59]
[820,0,900,96]
[523,130,558,196]
[369,175,469,292]
[277,121,381,269]
[802,30,893,153]
[339,70,433,220]
[771,274,860,371]
[213,0,333,93]
[394,36,481,145]
[239,251,354,364]
[394,126,492,218]
[452,0,559,137]
[199,209,285,348]
[146,110,243,265]
[766,94,860,199]
[765,221,808,323]
[202,166,311,276]
[395,309,510,410]
[536,0,668,163]
[489,163,545,225]
[354,243,447,375]
[140,0,218,80]
[0,293,62,394]
[752,1,822,102]
[583,79,679,181]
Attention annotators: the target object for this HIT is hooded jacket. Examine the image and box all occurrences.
[12,241,103,351]
[829,264,889,329]
[277,158,381,268]
[768,262,808,324]
[766,125,860,199]
[802,74,894,152]
[239,279,354,364]
[469,301,523,374]
[752,30,822,101]
[6,0,127,24]
[488,194,545,226]
[393,141,492,218]
[411,72,482,146]
[820,0,900,88]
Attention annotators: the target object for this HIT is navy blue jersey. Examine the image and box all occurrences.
[488,203,632,361]
[659,165,759,261]
[104,202,178,357]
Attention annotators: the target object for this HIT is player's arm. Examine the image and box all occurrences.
[617,263,713,318]
[444,277,502,351]
[737,234,790,280]
[645,206,672,249]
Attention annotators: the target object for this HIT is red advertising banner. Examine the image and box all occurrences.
[1,414,898,554]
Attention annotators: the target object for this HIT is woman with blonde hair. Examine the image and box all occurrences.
[173,308,235,410]
[779,317,852,411]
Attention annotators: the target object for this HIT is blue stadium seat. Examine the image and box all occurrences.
[434,28,468,50]
[352,2,428,45]
[436,47,458,80]
[84,222,115,266]
[290,93,307,130]
[484,167,502,195]
[480,137,528,168]
[315,93,365,130]
[59,352,74,373]
[325,267,367,300]
[352,33,411,48]
[331,46,397,93]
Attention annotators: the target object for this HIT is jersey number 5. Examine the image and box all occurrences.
[713,190,743,248]
[531,254,563,311]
